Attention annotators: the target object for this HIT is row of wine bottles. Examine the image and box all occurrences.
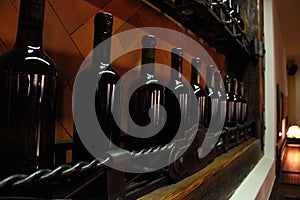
[76,12,249,154]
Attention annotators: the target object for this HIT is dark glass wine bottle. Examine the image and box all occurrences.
[239,81,247,123]
[190,58,208,127]
[73,12,121,162]
[94,12,121,148]
[233,78,242,124]
[205,65,219,130]
[224,75,235,127]
[126,35,165,151]
[214,71,226,128]
[164,48,190,144]
[0,0,58,178]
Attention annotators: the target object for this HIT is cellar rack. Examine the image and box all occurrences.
[143,0,253,58]
[0,122,258,199]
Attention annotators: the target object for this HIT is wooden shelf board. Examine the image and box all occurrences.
[139,138,261,200]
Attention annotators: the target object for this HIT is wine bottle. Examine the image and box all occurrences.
[205,65,219,130]
[0,0,58,178]
[190,58,208,127]
[164,48,190,144]
[224,75,235,127]
[73,12,121,162]
[233,78,242,124]
[214,71,226,128]
[239,81,247,123]
[126,35,165,151]
[94,12,121,148]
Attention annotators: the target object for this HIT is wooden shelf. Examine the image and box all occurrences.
[143,0,252,58]
[139,138,262,200]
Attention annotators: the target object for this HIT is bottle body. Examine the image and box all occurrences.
[224,75,235,127]
[214,71,226,128]
[126,35,165,151]
[0,0,58,178]
[128,74,165,150]
[0,48,58,178]
[239,82,247,123]
[164,48,191,144]
[233,78,242,124]
[95,71,121,147]
[206,65,219,130]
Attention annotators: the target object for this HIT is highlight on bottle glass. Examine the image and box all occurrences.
[73,27,226,173]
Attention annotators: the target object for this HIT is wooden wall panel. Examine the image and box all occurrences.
[44,1,84,85]
[0,0,18,49]
[48,0,102,34]
[103,0,141,25]
[71,17,95,58]
[55,86,73,142]
[7,0,19,11]
[0,39,8,55]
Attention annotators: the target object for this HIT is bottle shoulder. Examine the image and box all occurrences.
[128,72,164,93]
[97,64,120,84]
[0,47,58,76]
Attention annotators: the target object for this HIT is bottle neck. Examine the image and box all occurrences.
[209,75,215,89]
[234,80,238,95]
[239,83,245,97]
[225,81,231,94]
[141,48,155,75]
[15,0,45,48]
[214,73,221,90]
[171,56,182,80]
[206,66,214,89]
[93,32,111,65]
[191,66,202,85]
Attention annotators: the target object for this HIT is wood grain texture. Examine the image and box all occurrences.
[55,85,73,142]
[49,0,101,34]
[0,39,8,55]
[0,0,18,49]
[138,138,261,200]
[44,1,84,84]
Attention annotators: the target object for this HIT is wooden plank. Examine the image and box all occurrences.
[103,0,142,28]
[71,9,127,58]
[70,16,94,59]
[55,85,73,142]
[7,0,19,11]
[123,3,160,28]
[0,39,8,55]
[138,138,262,200]
[43,0,84,87]
[0,0,19,49]
[48,0,106,34]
